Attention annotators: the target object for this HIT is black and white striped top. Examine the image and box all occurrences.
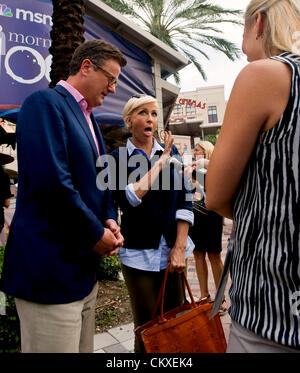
[230,52,300,349]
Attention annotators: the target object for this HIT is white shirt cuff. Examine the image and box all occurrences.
[176,209,194,226]
[125,183,142,207]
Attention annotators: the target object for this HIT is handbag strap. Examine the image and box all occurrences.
[152,265,198,320]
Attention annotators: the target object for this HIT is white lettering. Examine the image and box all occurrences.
[25,35,35,46]
[42,14,52,26]
[44,54,52,82]
[150,357,193,368]
[106,357,141,370]
[16,9,33,22]
[127,154,148,185]
[9,32,51,49]
[5,46,46,84]
[95,149,190,192]
[96,154,117,191]
[291,291,300,316]
[16,8,53,26]
[33,12,43,24]
[8,32,24,44]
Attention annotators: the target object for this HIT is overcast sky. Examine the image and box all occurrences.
[168,0,252,100]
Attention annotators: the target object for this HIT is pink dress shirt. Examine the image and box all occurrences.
[57,80,100,156]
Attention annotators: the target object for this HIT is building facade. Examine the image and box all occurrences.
[168,85,226,149]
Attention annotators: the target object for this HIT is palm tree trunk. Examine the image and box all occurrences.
[49,0,85,88]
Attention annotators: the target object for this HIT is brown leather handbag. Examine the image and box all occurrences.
[135,265,227,353]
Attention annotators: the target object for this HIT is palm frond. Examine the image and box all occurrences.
[196,35,241,60]
[174,2,242,21]
[100,0,243,81]
[178,38,210,60]
[101,0,137,16]
[180,48,207,81]
[173,71,180,85]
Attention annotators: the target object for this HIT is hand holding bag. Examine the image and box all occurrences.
[135,265,227,353]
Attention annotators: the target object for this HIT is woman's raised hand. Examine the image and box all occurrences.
[162,130,174,156]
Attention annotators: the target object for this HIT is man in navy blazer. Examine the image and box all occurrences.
[0,40,126,353]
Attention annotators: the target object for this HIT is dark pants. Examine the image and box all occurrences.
[121,263,185,352]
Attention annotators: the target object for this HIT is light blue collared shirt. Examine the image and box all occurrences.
[119,137,195,272]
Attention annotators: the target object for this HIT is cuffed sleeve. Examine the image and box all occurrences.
[176,209,194,226]
[125,183,142,207]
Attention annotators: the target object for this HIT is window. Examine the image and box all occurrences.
[208,106,218,123]
[172,104,183,116]
[186,105,196,115]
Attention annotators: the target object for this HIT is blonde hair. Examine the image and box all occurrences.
[245,0,300,56]
[195,141,214,160]
[122,95,158,128]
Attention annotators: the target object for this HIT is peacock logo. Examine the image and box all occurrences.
[0,4,13,17]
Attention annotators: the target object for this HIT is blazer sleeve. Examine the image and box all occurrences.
[17,90,105,248]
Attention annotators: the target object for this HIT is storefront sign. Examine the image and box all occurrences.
[177,98,206,109]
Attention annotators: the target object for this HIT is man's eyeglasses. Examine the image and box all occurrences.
[92,62,118,87]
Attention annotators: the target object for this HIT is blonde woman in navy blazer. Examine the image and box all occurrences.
[110,94,194,352]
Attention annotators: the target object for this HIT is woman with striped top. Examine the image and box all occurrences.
[206,0,300,352]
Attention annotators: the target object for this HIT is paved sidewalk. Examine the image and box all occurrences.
[94,219,233,353]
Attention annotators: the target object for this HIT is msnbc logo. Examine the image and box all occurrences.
[0,4,13,17]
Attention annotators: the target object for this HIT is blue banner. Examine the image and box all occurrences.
[0,0,155,124]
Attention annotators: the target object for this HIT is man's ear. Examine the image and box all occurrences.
[81,59,93,76]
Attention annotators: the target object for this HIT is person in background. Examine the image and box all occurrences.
[0,166,11,234]
[0,118,7,144]
[0,118,16,150]
[206,0,300,352]
[189,141,227,315]
[109,94,194,352]
[0,40,126,353]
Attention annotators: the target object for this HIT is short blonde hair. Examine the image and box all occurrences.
[122,95,158,128]
[195,141,214,160]
[245,0,300,56]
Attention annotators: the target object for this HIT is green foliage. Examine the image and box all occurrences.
[204,134,217,145]
[0,246,21,353]
[96,309,117,328]
[97,255,122,281]
[101,0,243,83]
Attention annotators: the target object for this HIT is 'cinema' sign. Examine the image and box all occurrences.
[177,99,206,109]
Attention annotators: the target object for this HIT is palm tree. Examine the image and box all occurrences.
[49,0,85,87]
[101,0,242,83]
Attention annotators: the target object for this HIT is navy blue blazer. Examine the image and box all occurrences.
[0,85,116,304]
[110,144,193,250]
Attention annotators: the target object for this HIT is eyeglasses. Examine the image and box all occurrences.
[91,62,118,87]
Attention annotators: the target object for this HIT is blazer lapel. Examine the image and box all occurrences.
[91,113,106,156]
[54,85,99,159]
